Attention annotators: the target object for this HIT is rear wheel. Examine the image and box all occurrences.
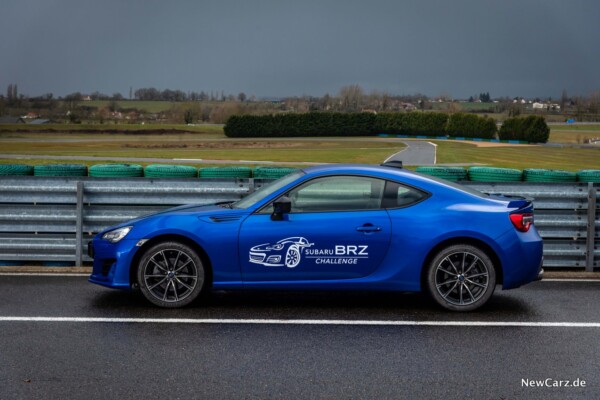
[426,244,496,312]
[137,241,205,308]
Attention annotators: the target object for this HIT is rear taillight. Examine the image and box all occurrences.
[510,213,533,232]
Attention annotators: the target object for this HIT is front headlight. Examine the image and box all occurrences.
[102,226,133,243]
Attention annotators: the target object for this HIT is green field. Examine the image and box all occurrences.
[548,124,600,144]
[1,123,599,171]
[549,124,600,131]
[435,141,600,171]
[0,136,405,166]
[0,123,223,135]
[77,100,175,113]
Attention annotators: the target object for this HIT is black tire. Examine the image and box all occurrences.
[137,241,205,308]
[425,244,496,312]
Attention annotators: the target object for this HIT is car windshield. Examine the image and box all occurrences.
[232,170,305,209]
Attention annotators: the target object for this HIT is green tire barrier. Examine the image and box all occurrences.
[0,164,34,176]
[415,166,467,181]
[523,169,577,182]
[89,164,144,178]
[144,164,198,178]
[198,167,253,179]
[468,167,523,182]
[577,170,600,183]
[253,167,298,179]
[33,164,88,177]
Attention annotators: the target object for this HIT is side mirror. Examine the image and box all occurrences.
[271,196,291,221]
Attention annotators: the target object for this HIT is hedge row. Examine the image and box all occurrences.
[225,112,470,138]
[498,115,549,143]
[416,167,599,182]
[224,112,550,143]
[224,112,378,137]
[375,112,449,136]
[0,163,298,179]
[445,113,497,139]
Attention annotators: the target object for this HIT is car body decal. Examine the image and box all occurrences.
[249,237,369,268]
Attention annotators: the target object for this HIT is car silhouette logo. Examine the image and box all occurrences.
[249,237,314,268]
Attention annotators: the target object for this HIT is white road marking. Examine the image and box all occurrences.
[384,147,407,163]
[0,317,599,327]
[542,279,600,282]
[428,142,438,164]
[0,273,90,277]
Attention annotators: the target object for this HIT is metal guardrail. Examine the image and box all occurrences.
[0,177,598,270]
[463,182,598,270]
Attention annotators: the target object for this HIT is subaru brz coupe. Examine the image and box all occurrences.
[89,162,543,311]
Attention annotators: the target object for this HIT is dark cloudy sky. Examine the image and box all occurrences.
[1,0,599,99]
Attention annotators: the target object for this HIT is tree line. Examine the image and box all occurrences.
[2,83,600,124]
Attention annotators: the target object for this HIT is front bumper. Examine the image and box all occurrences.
[88,238,140,290]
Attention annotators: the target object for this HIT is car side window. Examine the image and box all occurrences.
[287,176,386,213]
[384,181,427,208]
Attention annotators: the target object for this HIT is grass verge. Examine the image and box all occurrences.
[435,141,600,171]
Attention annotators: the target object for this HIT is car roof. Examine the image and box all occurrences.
[302,163,425,184]
[299,163,487,199]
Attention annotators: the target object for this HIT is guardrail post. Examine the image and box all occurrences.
[586,183,597,272]
[75,181,84,267]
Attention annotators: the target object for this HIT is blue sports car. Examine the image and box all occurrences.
[89,162,543,311]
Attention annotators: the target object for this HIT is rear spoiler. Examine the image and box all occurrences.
[485,193,533,210]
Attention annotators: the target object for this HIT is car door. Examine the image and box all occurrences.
[239,175,392,282]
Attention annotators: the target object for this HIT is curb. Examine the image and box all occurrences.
[0,266,92,274]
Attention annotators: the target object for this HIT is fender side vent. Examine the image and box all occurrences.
[209,215,243,223]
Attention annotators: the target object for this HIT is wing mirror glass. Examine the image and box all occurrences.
[271,196,291,221]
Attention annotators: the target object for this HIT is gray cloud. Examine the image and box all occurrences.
[1,0,598,98]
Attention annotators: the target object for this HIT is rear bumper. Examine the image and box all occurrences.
[497,227,544,290]
[535,267,544,281]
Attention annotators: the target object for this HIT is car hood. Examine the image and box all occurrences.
[98,203,248,235]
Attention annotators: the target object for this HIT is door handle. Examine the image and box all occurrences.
[356,224,382,233]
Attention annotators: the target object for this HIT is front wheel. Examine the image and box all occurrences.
[426,244,496,312]
[137,241,205,308]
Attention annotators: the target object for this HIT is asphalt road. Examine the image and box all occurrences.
[385,140,437,165]
[1,275,599,400]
